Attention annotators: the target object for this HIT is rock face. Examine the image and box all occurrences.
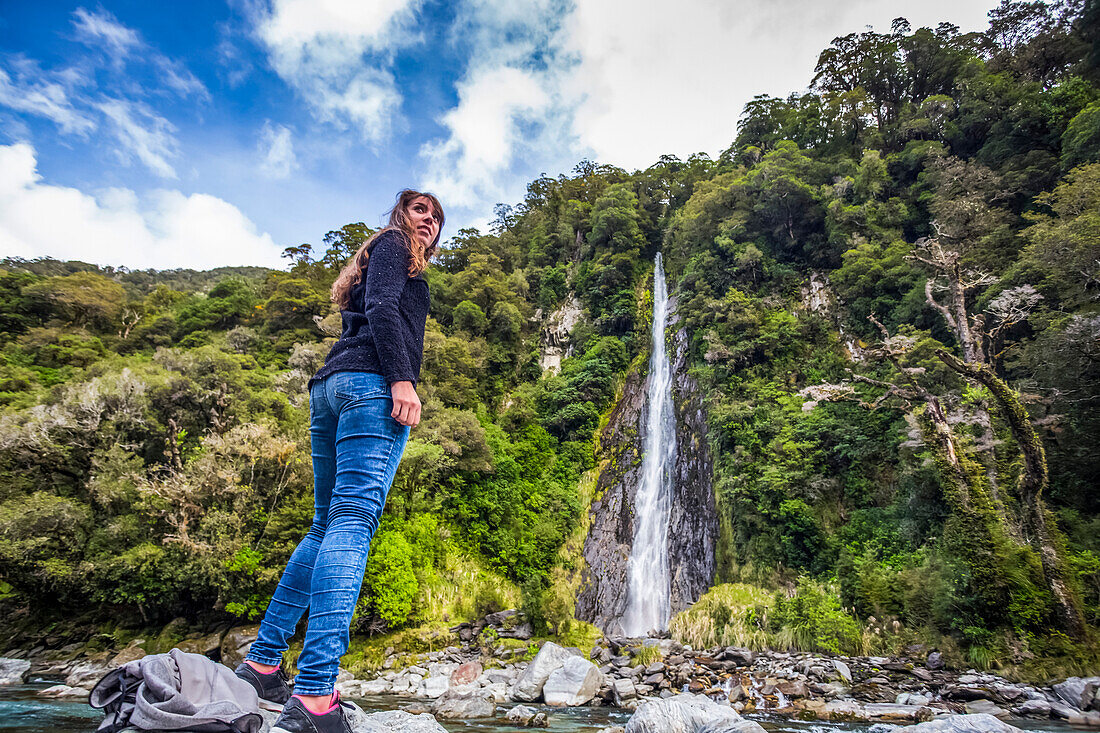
[543,655,601,706]
[624,693,766,733]
[0,658,30,685]
[540,297,584,374]
[576,295,718,632]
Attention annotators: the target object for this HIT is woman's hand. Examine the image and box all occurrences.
[390,381,421,427]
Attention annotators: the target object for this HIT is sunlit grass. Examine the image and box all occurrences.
[669,582,773,650]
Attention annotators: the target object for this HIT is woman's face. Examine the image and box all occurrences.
[406,196,441,249]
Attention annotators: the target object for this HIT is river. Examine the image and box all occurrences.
[0,684,1086,733]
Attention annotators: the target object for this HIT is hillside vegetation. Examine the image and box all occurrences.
[0,0,1098,675]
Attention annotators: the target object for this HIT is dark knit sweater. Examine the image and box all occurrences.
[310,229,430,387]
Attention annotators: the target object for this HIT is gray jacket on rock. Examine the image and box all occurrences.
[89,649,263,733]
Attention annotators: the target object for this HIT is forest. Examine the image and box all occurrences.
[0,0,1097,677]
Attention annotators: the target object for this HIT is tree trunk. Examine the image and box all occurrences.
[936,350,1087,638]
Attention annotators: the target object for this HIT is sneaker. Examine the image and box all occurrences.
[234,661,292,711]
[270,694,353,733]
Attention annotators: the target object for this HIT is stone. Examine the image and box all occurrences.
[1054,677,1100,709]
[912,668,934,682]
[1013,698,1050,718]
[543,655,601,706]
[624,693,766,733]
[613,677,638,706]
[832,660,852,683]
[863,703,934,723]
[343,702,449,732]
[965,700,1009,718]
[777,680,808,698]
[903,713,1024,733]
[0,658,30,685]
[482,682,510,703]
[927,652,945,670]
[450,661,482,686]
[511,642,579,702]
[821,700,869,721]
[109,641,148,667]
[1051,701,1079,719]
[499,622,534,640]
[506,704,550,727]
[37,684,89,698]
[485,609,517,626]
[218,625,260,669]
[431,688,496,719]
[897,692,932,706]
[421,676,450,698]
[65,660,110,689]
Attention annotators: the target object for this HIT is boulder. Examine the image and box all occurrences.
[450,661,482,686]
[109,641,148,667]
[37,684,89,698]
[904,713,1024,733]
[1013,698,1050,718]
[1054,677,1100,710]
[832,660,852,683]
[543,656,601,706]
[506,704,550,727]
[65,660,111,689]
[864,703,935,722]
[421,676,450,698]
[613,678,638,706]
[511,642,578,701]
[219,625,260,669]
[927,652,945,670]
[965,700,1009,718]
[431,688,496,719]
[0,657,30,685]
[624,693,766,733]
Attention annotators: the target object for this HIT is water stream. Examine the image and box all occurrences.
[620,251,677,637]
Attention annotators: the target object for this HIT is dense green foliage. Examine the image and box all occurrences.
[1,1,1099,667]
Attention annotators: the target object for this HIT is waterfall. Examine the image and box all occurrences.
[620,251,677,636]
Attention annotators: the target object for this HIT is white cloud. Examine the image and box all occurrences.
[72,7,141,64]
[258,121,298,179]
[558,0,1000,170]
[97,98,179,179]
[420,66,554,208]
[0,65,95,136]
[254,0,419,142]
[0,143,283,270]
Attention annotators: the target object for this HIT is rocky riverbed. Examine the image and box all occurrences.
[3,609,1099,732]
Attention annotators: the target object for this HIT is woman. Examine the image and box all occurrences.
[234,190,443,733]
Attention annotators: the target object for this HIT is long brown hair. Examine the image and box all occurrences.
[331,189,445,309]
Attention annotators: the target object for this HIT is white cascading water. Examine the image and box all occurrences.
[620,251,677,637]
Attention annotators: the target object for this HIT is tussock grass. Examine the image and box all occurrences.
[669,583,772,650]
[633,644,663,665]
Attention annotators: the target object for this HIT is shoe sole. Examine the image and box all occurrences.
[269,727,291,733]
[259,699,285,712]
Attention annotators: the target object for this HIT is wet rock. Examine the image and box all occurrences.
[38,684,88,698]
[431,688,496,719]
[544,656,601,706]
[0,658,30,685]
[511,642,579,701]
[219,625,260,668]
[506,704,550,727]
[344,703,449,732]
[624,693,765,733]
[777,680,808,698]
[904,713,1023,733]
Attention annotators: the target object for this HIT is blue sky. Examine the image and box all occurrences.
[0,0,999,270]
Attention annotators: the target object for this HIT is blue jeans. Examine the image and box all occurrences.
[247,372,410,695]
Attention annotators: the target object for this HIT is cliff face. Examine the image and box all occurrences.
[575,298,717,633]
